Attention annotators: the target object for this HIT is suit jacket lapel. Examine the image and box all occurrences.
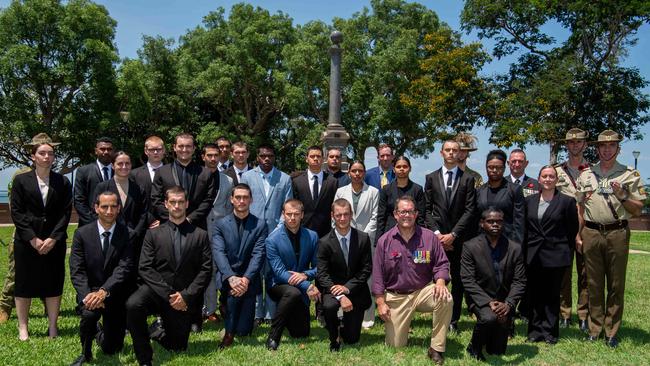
[449,169,463,204]
[347,230,358,272]
[478,235,499,289]
[104,227,121,269]
[266,168,280,204]
[354,185,368,221]
[435,169,449,207]
[541,192,560,227]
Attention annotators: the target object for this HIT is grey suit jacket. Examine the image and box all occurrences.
[241,166,293,234]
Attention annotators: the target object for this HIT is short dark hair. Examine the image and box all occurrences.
[94,191,120,206]
[486,149,507,165]
[394,195,416,210]
[202,143,219,154]
[307,145,323,155]
[394,155,411,168]
[231,183,252,197]
[216,136,231,145]
[165,185,187,201]
[283,198,304,212]
[331,198,352,212]
[96,136,113,145]
[257,144,275,154]
[480,206,504,220]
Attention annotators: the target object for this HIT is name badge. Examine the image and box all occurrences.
[597,187,614,194]
[412,250,431,264]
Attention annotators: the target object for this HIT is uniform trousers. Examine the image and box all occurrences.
[0,240,15,313]
[126,285,192,365]
[268,284,310,342]
[559,250,589,321]
[322,293,365,344]
[582,226,629,338]
[383,282,453,351]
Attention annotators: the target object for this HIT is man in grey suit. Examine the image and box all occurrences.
[241,144,293,325]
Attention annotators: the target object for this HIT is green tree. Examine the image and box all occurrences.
[0,0,119,172]
[461,0,650,163]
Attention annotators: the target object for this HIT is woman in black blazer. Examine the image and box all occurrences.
[376,156,426,238]
[524,165,579,344]
[11,134,72,340]
[93,151,148,259]
[476,150,525,244]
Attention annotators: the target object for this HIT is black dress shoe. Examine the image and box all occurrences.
[605,336,619,348]
[559,318,571,328]
[70,354,91,366]
[448,322,458,333]
[579,319,589,333]
[329,341,341,352]
[148,320,165,341]
[466,344,486,361]
[266,337,279,351]
[545,336,558,345]
[427,347,444,365]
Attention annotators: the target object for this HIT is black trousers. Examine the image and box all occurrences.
[268,284,310,342]
[77,299,127,357]
[527,264,566,341]
[447,250,464,324]
[469,305,511,355]
[126,285,192,365]
[322,293,365,344]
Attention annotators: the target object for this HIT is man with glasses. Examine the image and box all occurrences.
[372,196,452,365]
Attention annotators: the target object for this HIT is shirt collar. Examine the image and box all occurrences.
[307,169,323,182]
[335,228,352,243]
[442,165,458,176]
[147,161,163,171]
[510,174,524,183]
[258,166,275,178]
[97,221,116,237]
[96,160,112,171]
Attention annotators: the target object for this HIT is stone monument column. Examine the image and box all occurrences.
[321,30,350,171]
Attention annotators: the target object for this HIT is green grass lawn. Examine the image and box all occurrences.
[0,226,649,365]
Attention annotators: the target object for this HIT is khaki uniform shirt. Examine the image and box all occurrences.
[575,161,647,223]
[465,166,484,189]
[555,160,589,198]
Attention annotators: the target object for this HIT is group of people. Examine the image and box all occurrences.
[0,127,645,365]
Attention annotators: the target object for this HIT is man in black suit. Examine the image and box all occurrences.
[317,199,372,351]
[225,141,251,184]
[150,133,216,231]
[461,208,526,360]
[424,140,476,332]
[325,147,351,187]
[291,145,338,238]
[130,135,166,228]
[126,186,212,366]
[74,137,115,227]
[69,191,135,365]
[508,148,539,198]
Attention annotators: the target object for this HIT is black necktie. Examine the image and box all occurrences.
[312,175,319,202]
[102,166,110,181]
[446,171,453,201]
[101,231,110,257]
[173,226,182,264]
[238,171,243,183]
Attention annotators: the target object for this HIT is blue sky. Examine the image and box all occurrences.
[1,0,649,190]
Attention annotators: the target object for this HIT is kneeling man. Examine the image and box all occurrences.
[317,199,372,351]
[265,199,320,350]
[126,186,212,366]
[372,196,452,365]
[70,191,135,365]
[212,183,267,347]
[461,208,526,360]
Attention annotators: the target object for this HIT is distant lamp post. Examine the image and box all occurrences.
[633,150,640,170]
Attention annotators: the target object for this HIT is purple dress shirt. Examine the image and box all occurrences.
[372,225,450,295]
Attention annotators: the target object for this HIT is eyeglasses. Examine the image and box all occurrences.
[146,148,163,153]
[396,210,417,216]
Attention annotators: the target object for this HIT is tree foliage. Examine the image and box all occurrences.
[0,0,119,172]
[462,0,650,163]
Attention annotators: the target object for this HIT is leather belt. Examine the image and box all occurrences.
[388,289,415,295]
[585,220,628,232]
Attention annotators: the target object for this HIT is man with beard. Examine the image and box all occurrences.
[74,137,115,227]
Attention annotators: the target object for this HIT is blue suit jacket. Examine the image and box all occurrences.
[212,213,268,293]
[266,225,319,304]
[364,166,395,190]
[241,167,293,235]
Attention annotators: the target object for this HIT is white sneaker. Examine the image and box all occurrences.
[362,320,374,329]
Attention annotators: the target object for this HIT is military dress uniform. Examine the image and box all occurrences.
[575,130,647,342]
[455,133,484,189]
[554,128,591,327]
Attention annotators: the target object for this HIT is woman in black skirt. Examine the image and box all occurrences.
[11,133,72,340]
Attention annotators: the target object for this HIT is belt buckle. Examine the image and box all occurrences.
[599,223,607,231]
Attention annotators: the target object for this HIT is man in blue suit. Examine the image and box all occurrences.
[212,183,267,348]
[241,144,292,325]
[364,143,395,189]
[265,199,320,350]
